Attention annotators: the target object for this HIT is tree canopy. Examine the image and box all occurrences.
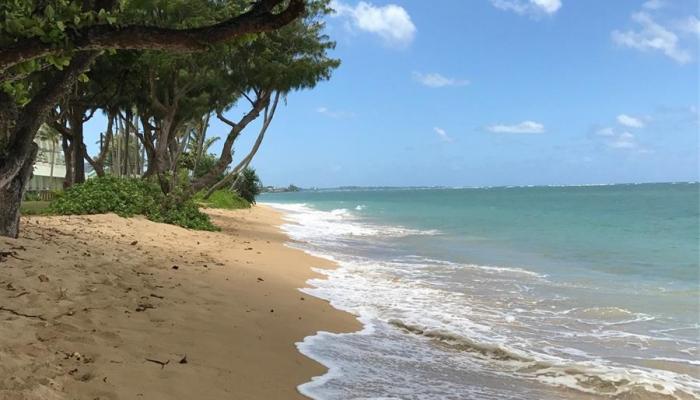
[0,0,339,238]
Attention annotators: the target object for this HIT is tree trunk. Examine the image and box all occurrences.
[0,52,98,237]
[69,109,85,184]
[62,136,74,188]
[123,111,131,176]
[49,140,56,180]
[0,144,37,238]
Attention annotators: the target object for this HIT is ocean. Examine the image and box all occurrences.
[260,182,700,400]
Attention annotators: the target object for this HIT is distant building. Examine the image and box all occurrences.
[28,138,65,191]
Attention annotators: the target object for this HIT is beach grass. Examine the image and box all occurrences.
[196,189,251,210]
[20,200,52,215]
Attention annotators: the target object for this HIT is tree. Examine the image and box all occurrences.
[233,167,262,203]
[0,0,305,238]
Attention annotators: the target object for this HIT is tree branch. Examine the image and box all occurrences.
[0,52,99,189]
[0,0,305,73]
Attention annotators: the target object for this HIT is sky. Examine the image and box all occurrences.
[86,0,700,188]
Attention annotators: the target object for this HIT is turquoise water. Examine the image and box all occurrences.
[261,183,700,399]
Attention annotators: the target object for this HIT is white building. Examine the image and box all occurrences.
[28,138,65,191]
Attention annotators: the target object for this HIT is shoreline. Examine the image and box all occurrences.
[0,205,360,399]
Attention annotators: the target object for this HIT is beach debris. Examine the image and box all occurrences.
[0,306,46,321]
[135,303,155,312]
[145,358,170,369]
[171,265,179,270]
[150,293,164,299]
[179,355,188,364]
[0,250,25,262]
[244,247,253,250]
[257,277,264,282]
[270,309,274,313]
[65,351,94,364]
[300,297,305,301]
[130,241,138,246]
[38,274,49,283]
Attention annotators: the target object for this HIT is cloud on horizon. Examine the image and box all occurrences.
[331,1,416,47]
[486,120,545,134]
[412,72,470,88]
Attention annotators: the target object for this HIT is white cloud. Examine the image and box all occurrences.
[612,12,693,64]
[531,0,561,14]
[616,114,645,128]
[331,1,416,47]
[433,127,454,142]
[596,127,616,136]
[677,15,700,36]
[316,106,353,118]
[490,0,561,16]
[608,131,638,149]
[412,72,469,88]
[486,120,545,134]
[642,0,665,10]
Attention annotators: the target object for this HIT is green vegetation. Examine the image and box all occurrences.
[50,177,217,231]
[20,201,51,216]
[0,0,335,238]
[233,167,262,204]
[196,190,251,210]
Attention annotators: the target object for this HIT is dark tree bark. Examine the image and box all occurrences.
[69,106,86,184]
[0,52,97,237]
[0,145,37,238]
[0,0,305,73]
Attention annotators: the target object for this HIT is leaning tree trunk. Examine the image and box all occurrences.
[0,145,37,238]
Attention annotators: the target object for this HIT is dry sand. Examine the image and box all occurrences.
[0,206,360,400]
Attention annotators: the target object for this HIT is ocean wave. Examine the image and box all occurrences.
[388,320,700,399]
[264,202,441,239]
[268,201,700,400]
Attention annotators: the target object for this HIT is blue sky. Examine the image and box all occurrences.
[87,0,700,187]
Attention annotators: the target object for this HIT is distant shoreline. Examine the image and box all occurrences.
[260,181,699,193]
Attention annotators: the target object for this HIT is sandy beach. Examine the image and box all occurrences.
[0,205,360,400]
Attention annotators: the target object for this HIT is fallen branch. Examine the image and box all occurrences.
[145,358,170,369]
[0,306,46,320]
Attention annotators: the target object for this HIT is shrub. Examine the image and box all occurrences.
[233,167,262,204]
[49,176,217,231]
[148,199,218,231]
[50,176,159,217]
[196,189,250,210]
